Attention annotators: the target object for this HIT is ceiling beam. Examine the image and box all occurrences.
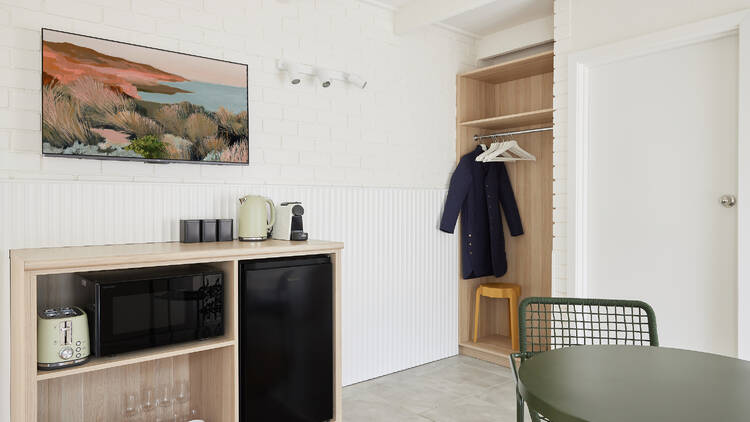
[394,0,498,35]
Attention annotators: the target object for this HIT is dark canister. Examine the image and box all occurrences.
[201,219,218,242]
[218,219,234,241]
[179,220,201,243]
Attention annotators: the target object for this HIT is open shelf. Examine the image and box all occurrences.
[37,336,235,381]
[461,51,553,84]
[459,108,553,131]
[459,335,515,368]
[38,346,236,422]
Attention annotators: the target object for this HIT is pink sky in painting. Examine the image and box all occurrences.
[43,29,247,88]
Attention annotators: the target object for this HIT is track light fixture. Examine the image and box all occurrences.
[276,59,367,89]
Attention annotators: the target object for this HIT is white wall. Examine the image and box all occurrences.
[0,1,476,420]
[2,0,474,186]
[567,0,750,51]
[552,0,750,297]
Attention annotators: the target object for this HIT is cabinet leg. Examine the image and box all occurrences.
[473,288,481,343]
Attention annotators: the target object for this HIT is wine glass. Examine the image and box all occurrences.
[173,380,189,404]
[173,380,190,420]
[123,391,140,419]
[141,387,157,419]
[154,404,175,422]
[156,384,172,408]
[188,408,201,422]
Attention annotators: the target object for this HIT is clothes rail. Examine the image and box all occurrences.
[473,126,552,142]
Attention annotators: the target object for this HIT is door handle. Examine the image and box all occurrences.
[720,194,737,208]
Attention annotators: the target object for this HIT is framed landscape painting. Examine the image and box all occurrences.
[41,28,249,165]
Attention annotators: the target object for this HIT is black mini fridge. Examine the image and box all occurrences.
[239,255,333,422]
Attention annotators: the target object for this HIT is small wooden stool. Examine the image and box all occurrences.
[473,283,521,350]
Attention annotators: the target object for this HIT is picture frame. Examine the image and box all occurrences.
[41,28,250,165]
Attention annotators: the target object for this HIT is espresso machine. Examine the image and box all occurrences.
[271,202,308,241]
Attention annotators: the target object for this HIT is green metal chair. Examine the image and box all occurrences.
[509,297,659,422]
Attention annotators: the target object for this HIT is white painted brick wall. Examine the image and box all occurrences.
[553,0,571,297]
[0,0,477,189]
[0,4,479,419]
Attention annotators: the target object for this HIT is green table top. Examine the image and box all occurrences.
[517,345,750,422]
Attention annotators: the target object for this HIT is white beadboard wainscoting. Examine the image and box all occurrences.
[0,179,458,396]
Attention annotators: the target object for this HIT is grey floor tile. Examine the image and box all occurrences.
[420,395,514,422]
[343,395,434,421]
[415,363,509,397]
[342,378,383,400]
[477,380,517,407]
[343,355,521,422]
[366,376,465,414]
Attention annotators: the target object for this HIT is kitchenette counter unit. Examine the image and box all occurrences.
[10,239,343,422]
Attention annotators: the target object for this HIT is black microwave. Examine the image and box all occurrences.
[76,265,224,356]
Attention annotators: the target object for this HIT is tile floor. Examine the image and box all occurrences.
[342,355,529,421]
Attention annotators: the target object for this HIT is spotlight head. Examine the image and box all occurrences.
[345,73,367,89]
[316,68,333,88]
[287,63,302,85]
[278,59,302,85]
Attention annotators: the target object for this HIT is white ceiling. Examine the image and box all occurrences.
[377,0,553,37]
[443,0,552,36]
[375,0,410,6]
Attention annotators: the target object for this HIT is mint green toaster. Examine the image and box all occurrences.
[37,306,90,370]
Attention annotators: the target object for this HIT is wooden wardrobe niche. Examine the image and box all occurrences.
[455,51,553,366]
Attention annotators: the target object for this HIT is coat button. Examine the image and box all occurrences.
[469,242,472,246]
[468,234,472,237]
[469,251,473,255]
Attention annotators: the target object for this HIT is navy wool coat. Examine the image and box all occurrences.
[440,146,524,279]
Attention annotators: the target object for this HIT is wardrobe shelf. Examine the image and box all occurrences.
[460,51,553,84]
[458,335,515,368]
[459,108,553,131]
[36,336,235,381]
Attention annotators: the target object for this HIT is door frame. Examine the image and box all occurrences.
[567,10,750,359]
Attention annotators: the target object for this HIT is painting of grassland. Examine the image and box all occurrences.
[41,29,248,164]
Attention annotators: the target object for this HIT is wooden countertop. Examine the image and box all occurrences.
[11,239,344,272]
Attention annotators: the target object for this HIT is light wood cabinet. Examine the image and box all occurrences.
[455,51,554,366]
[11,240,343,421]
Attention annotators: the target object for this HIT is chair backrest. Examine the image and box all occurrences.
[519,297,659,353]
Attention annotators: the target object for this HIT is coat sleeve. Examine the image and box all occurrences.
[496,163,524,236]
[440,158,471,234]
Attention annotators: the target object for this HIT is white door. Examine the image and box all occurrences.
[585,34,739,356]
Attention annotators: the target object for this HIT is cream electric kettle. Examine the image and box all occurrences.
[238,195,276,241]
